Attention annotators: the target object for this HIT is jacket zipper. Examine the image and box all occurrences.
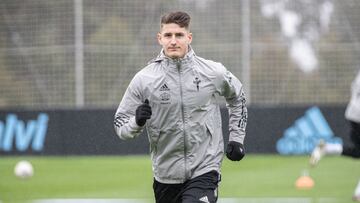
[176,61,188,180]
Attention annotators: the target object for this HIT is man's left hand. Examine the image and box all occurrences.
[226,141,245,161]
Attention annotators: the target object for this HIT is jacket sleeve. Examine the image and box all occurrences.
[217,66,248,144]
[114,74,145,140]
[345,70,360,122]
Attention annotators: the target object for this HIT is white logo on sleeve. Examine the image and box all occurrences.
[199,196,210,203]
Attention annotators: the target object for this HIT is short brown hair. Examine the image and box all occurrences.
[160,11,191,30]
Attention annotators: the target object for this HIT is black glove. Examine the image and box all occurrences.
[226,141,245,161]
[135,99,152,127]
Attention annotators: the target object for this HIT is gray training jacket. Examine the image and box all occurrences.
[114,48,247,184]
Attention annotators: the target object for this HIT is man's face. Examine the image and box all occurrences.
[157,23,192,59]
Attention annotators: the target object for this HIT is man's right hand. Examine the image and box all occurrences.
[135,99,152,126]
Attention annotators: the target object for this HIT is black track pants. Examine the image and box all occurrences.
[342,121,360,158]
[153,170,220,203]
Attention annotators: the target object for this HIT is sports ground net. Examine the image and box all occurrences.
[1,0,359,108]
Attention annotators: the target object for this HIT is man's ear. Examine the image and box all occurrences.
[188,32,193,44]
[157,32,162,45]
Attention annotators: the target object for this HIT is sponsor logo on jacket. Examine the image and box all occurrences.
[159,83,171,104]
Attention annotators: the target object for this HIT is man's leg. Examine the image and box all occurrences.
[342,121,360,158]
[153,179,182,203]
[310,121,360,166]
[353,179,360,202]
[309,139,326,166]
[181,171,220,203]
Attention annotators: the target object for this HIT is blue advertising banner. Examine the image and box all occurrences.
[0,106,349,155]
[0,113,48,152]
[276,107,342,155]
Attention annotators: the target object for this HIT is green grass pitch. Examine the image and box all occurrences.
[0,155,359,203]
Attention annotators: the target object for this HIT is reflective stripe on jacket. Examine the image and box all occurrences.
[114,48,247,183]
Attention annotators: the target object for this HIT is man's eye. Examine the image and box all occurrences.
[164,34,172,38]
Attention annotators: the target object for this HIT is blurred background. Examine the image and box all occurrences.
[0,0,359,109]
[1,1,360,202]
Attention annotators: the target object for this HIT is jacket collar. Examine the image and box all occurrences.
[149,46,195,66]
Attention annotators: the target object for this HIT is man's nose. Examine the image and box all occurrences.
[170,36,177,44]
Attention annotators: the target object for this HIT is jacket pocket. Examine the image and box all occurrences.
[147,126,160,154]
[205,116,223,156]
[205,119,215,137]
[205,111,219,137]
